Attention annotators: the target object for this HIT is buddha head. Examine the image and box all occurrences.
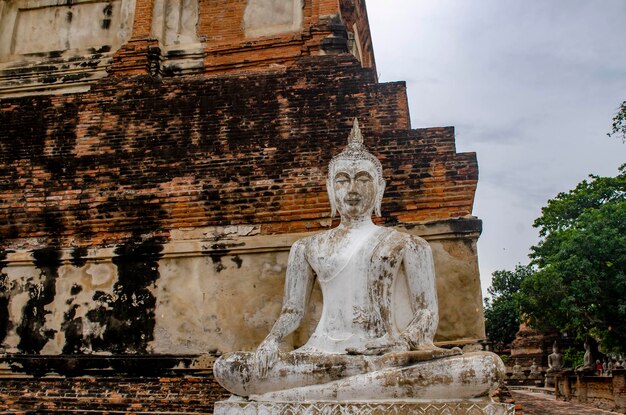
[327,119,386,220]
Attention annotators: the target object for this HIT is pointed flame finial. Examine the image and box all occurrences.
[328,117,383,183]
[347,118,364,148]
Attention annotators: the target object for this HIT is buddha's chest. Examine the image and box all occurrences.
[307,229,379,282]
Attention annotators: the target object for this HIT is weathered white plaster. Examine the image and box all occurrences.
[0,0,135,96]
[151,0,203,74]
[0,0,134,59]
[85,263,116,287]
[151,255,218,353]
[2,265,36,353]
[0,258,119,355]
[243,0,303,38]
[40,264,83,354]
[151,0,198,46]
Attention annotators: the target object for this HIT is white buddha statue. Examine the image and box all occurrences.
[214,120,504,401]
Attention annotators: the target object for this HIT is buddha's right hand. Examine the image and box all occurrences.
[254,337,280,378]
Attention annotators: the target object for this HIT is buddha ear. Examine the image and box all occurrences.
[375,179,386,217]
[326,178,337,218]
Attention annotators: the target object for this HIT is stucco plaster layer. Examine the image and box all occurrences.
[214,399,515,415]
[243,0,304,38]
[0,217,484,355]
[0,0,135,96]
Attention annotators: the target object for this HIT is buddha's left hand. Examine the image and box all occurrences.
[254,337,280,378]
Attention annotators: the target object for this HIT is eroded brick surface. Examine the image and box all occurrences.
[0,55,477,249]
[0,374,228,414]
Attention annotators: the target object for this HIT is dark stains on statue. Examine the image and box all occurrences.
[88,239,163,353]
[17,248,61,353]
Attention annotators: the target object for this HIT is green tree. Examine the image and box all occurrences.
[518,165,626,353]
[484,265,533,352]
[608,101,626,142]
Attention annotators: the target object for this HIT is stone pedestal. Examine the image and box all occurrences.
[614,369,626,413]
[214,399,515,415]
[546,369,563,389]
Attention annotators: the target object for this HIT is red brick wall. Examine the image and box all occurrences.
[0,374,228,413]
[556,371,626,413]
[615,369,626,413]
[0,55,477,249]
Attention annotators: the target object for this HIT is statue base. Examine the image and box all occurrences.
[214,397,515,415]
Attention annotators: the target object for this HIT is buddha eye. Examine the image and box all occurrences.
[356,173,373,183]
[334,174,350,184]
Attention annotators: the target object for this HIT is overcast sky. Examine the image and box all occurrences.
[366,0,626,296]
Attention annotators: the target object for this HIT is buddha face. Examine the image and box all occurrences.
[331,159,379,220]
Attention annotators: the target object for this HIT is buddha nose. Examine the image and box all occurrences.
[349,179,359,193]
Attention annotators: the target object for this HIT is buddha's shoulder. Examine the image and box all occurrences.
[382,228,430,247]
[290,227,357,251]
[373,230,432,259]
[289,230,329,251]
[293,228,337,247]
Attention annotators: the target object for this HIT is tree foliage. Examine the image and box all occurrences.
[484,265,533,352]
[518,165,626,353]
[608,101,626,142]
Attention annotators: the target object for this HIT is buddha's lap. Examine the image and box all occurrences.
[214,350,504,397]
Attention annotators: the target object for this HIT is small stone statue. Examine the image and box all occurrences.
[545,341,563,387]
[575,341,594,373]
[511,359,525,380]
[213,120,504,402]
[529,359,542,378]
[546,341,563,373]
[607,358,615,376]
